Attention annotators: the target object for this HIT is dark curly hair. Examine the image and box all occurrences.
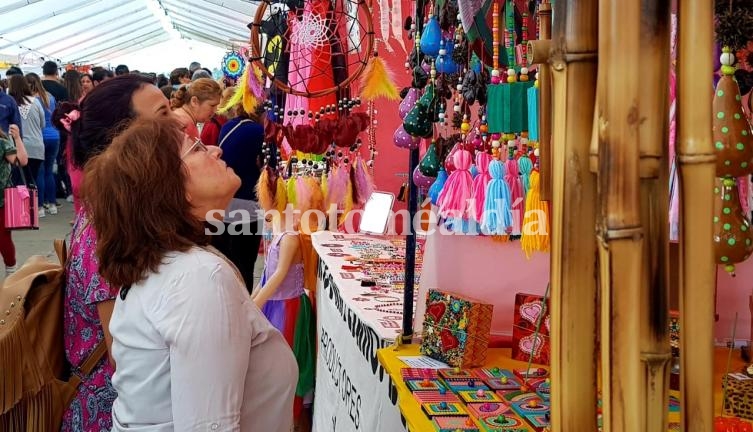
[52,74,153,169]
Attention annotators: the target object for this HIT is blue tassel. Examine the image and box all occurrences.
[518,156,533,196]
[528,85,539,142]
[470,164,479,178]
[429,168,448,205]
[481,160,513,235]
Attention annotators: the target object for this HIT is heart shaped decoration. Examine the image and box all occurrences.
[520,301,543,325]
[427,302,447,323]
[519,334,544,356]
[440,329,459,351]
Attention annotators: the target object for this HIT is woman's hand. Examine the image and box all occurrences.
[8,124,20,140]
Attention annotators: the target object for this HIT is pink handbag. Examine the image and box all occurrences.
[4,164,39,230]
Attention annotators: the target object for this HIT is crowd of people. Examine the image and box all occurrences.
[0,59,314,431]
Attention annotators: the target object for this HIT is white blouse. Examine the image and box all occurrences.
[109,247,297,432]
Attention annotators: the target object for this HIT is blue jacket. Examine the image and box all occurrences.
[218,117,263,201]
[0,92,21,136]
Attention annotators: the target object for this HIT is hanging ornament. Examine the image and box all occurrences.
[436,39,460,74]
[399,88,420,119]
[222,51,246,79]
[713,47,753,178]
[419,141,441,177]
[521,170,550,257]
[413,165,436,189]
[420,16,442,56]
[403,101,434,138]
[394,124,420,149]
[713,177,753,275]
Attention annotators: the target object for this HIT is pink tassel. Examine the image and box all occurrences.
[296,176,313,212]
[326,166,349,209]
[505,158,524,235]
[353,156,375,205]
[437,150,474,220]
[471,152,492,221]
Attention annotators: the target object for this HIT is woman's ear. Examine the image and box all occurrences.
[190,95,199,107]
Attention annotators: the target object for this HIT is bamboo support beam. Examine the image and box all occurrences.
[535,1,553,201]
[548,0,598,430]
[597,0,643,429]
[637,1,672,431]
[676,0,716,430]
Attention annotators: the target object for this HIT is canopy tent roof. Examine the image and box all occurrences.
[0,0,257,66]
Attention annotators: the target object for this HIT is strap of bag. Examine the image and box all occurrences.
[10,159,35,188]
[218,119,251,148]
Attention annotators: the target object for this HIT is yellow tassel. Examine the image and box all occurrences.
[256,169,274,212]
[521,171,550,258]
[275,177,287,214]
[305,176,324,212]
[219,64,260,115]
[320,172,328,209]
[360,54,400,101]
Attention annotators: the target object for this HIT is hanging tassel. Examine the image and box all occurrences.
[340,180,354,226]
[437,150,474,231]
[429,168,448,205]
[305,176,324,212]
[320,172,328,207]
[275,177,288,214]
[481,160,513,236]
[505,158,524,235]
[471,152,492,222]
[327,166,349,210]
[360,52,400,101]
[528,80,539,141]
[296,176,313,212]
[521,171,550,258]
[518,154,533,196]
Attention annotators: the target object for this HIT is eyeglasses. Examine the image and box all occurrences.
[181,138,209,159]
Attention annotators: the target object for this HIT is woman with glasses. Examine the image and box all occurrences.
[84,117,297,431]
[53,74,173,432]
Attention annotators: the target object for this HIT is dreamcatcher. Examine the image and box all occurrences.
[222,51,246,80]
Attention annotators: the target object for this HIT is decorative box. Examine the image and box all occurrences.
[511,294,551,365]
[725,372,753,420]
[421,289,494,368]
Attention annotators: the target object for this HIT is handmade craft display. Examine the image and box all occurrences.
[511,293,550,365]
[397,0,548,255]
[711,12,753,275]
[420,289,494,368]
[401,364,550,431]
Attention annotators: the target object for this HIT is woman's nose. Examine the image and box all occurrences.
[209,145,223,158]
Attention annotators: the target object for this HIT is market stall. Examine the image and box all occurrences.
[311,231,424,432]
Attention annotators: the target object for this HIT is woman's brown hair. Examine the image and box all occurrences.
[171,77,221,109]
[82,117,209,289]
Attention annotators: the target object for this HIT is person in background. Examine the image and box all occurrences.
[160,85,174,102]
[0,124,28,275]
[79,73,94,99]
[83,117,297,432]
[52,74,172,432]
[7,75,45,186]
[0,83,22,135]
[191,69,212,81]
[91,67,113,86]
[156,74,169,88]
[171,78,221,139]
[5,66,23,77]
[212,98,263,287]
[114,64,129,76]
[169,67,191,88]
[26,72,60,215]
[189,61,202,74]
[64,70,83,103]
[41,61,68,102]
[200,86,234,146]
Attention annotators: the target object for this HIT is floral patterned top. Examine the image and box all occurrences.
[61,212,117,432]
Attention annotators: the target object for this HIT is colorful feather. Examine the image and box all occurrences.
[305,176,324,212]
[353,157,375,205]
[275,177,288,214]
[360,54,400,101]
[327,166,349,210]
[296,176,312,212]
[287,177,298,208]
[340,179,354,226]
[256,167,275,212]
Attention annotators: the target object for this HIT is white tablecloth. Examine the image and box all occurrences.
[312,232,420,432]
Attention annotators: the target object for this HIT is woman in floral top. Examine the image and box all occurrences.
[57,75,172,432]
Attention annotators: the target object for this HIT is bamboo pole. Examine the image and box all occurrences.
[597,0,643,428]
[637,1,672,431]
[676,0,716,430]
[537,1,552,201]
[548,0,598,430]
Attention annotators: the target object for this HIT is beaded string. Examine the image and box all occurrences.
[492,1,500,75]
[505,0,515,69]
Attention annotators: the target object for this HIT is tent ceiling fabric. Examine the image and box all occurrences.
[0,0,256,64]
